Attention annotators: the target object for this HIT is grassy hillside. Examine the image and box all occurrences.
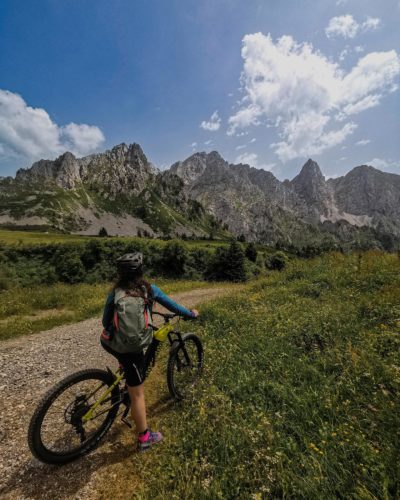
[111,251,399,498]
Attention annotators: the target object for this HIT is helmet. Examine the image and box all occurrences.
[116,252,144,274]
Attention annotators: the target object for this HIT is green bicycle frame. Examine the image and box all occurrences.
[82,322,175,422]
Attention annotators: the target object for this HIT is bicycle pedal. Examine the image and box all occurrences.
[121,416,132,428]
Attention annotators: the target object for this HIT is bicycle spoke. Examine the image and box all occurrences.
[39,378,116,454]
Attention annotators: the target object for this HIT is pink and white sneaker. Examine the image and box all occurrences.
[137,429,163,452]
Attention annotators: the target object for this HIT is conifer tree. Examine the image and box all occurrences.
[245,242,258,262]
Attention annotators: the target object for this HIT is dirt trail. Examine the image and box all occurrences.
[0,286,234,499]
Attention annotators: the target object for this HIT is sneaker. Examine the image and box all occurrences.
[137,429,163,452]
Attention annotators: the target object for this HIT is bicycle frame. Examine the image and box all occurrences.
[82,320,181,423]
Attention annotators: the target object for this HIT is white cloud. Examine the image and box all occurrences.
[235,144,247,150]
[366,158,399,171]
[204,139,213,145]
[339,47,350,61]
[227,33,400,162]
[336,0,348,5]
[235,151,275,171]
[326,15,359,39]
[325,15,381,39]
[356,139,370,146]
[363,17,381,31]
[0,89,104,165]
[62,123,104,154]
[249,137,256,143]
[355,45,364,53]
[235,152,257,164]
[200,110,221,131]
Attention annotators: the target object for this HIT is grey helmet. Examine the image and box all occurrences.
[116,252,144,274]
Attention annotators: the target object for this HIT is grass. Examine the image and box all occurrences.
[0,279,226,341]
[0,229,234,248]
[99,251,400,499]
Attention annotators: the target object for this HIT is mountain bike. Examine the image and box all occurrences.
[28,312,203,465]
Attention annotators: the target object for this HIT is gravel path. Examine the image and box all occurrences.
[0,287,231,499]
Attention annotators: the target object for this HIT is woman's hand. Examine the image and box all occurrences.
[191,309,200,318]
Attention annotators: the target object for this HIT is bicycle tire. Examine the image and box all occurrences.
[167,333,203,401]
[28,368,121,465]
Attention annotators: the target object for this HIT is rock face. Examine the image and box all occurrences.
[1,143,400,249]
[169,151,400,248]
[16,143,157,195]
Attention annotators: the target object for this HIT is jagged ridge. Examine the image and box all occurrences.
[0,143,399,249]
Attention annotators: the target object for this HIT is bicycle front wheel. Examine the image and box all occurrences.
[167,333,203,400]
[28,368,121,465]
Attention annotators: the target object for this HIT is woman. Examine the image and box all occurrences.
[101,252,199,451]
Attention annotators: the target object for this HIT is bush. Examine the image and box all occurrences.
[55,251,86,284]
[206,240,247,282]
[161,240,188,278]
[245,242,258,262]
[266,251,288,271]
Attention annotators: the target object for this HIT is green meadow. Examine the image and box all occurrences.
[119,251,400,499]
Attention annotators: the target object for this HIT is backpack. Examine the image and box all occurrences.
[106,286,153,354]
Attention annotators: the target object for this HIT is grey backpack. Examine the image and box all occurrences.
[107,286,153,353]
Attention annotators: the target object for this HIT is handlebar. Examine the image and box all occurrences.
[152,311,197,321]
[152,311,177,320]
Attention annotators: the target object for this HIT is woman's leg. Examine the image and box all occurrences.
[127,383,148,433]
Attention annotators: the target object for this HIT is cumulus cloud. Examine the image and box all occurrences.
[0,89,104,165]
[325,15,381,39]
[200,110,221,131]
[227,33,400,161]
[366,158,399,171]
[356,139,370,146]
[326,15,359,39]
[235,151,275,171]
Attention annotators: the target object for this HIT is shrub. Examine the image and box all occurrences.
[161,240,188,278]
[206,240,247,282]
[55,251,86,284]
[245,242,258,262]
[266,251,288,271]
[98,227,108,237]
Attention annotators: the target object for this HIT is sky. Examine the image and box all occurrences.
[0,0,399,180]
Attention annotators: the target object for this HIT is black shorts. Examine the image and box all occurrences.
[101,341,146,387]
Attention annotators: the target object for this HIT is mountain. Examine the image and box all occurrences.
[0,143,225,238]
[1,143,399,250]
[169,151,400,249]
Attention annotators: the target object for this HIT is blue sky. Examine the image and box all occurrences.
[0,0,399,180]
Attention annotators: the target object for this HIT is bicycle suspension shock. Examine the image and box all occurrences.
[145,338,162,378]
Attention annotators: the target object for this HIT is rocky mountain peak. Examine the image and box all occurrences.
[289,159,331,221]
[16,151,80,189]
[296,159,324,181]
[170,152,210,185]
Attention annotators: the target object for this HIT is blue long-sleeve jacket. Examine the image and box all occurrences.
[102,284,195,334]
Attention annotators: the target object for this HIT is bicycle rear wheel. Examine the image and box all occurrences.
[167,333,203,400]
[28,369,121,464]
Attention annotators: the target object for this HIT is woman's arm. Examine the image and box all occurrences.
[102,291,115,330]
[151,285,196,318]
